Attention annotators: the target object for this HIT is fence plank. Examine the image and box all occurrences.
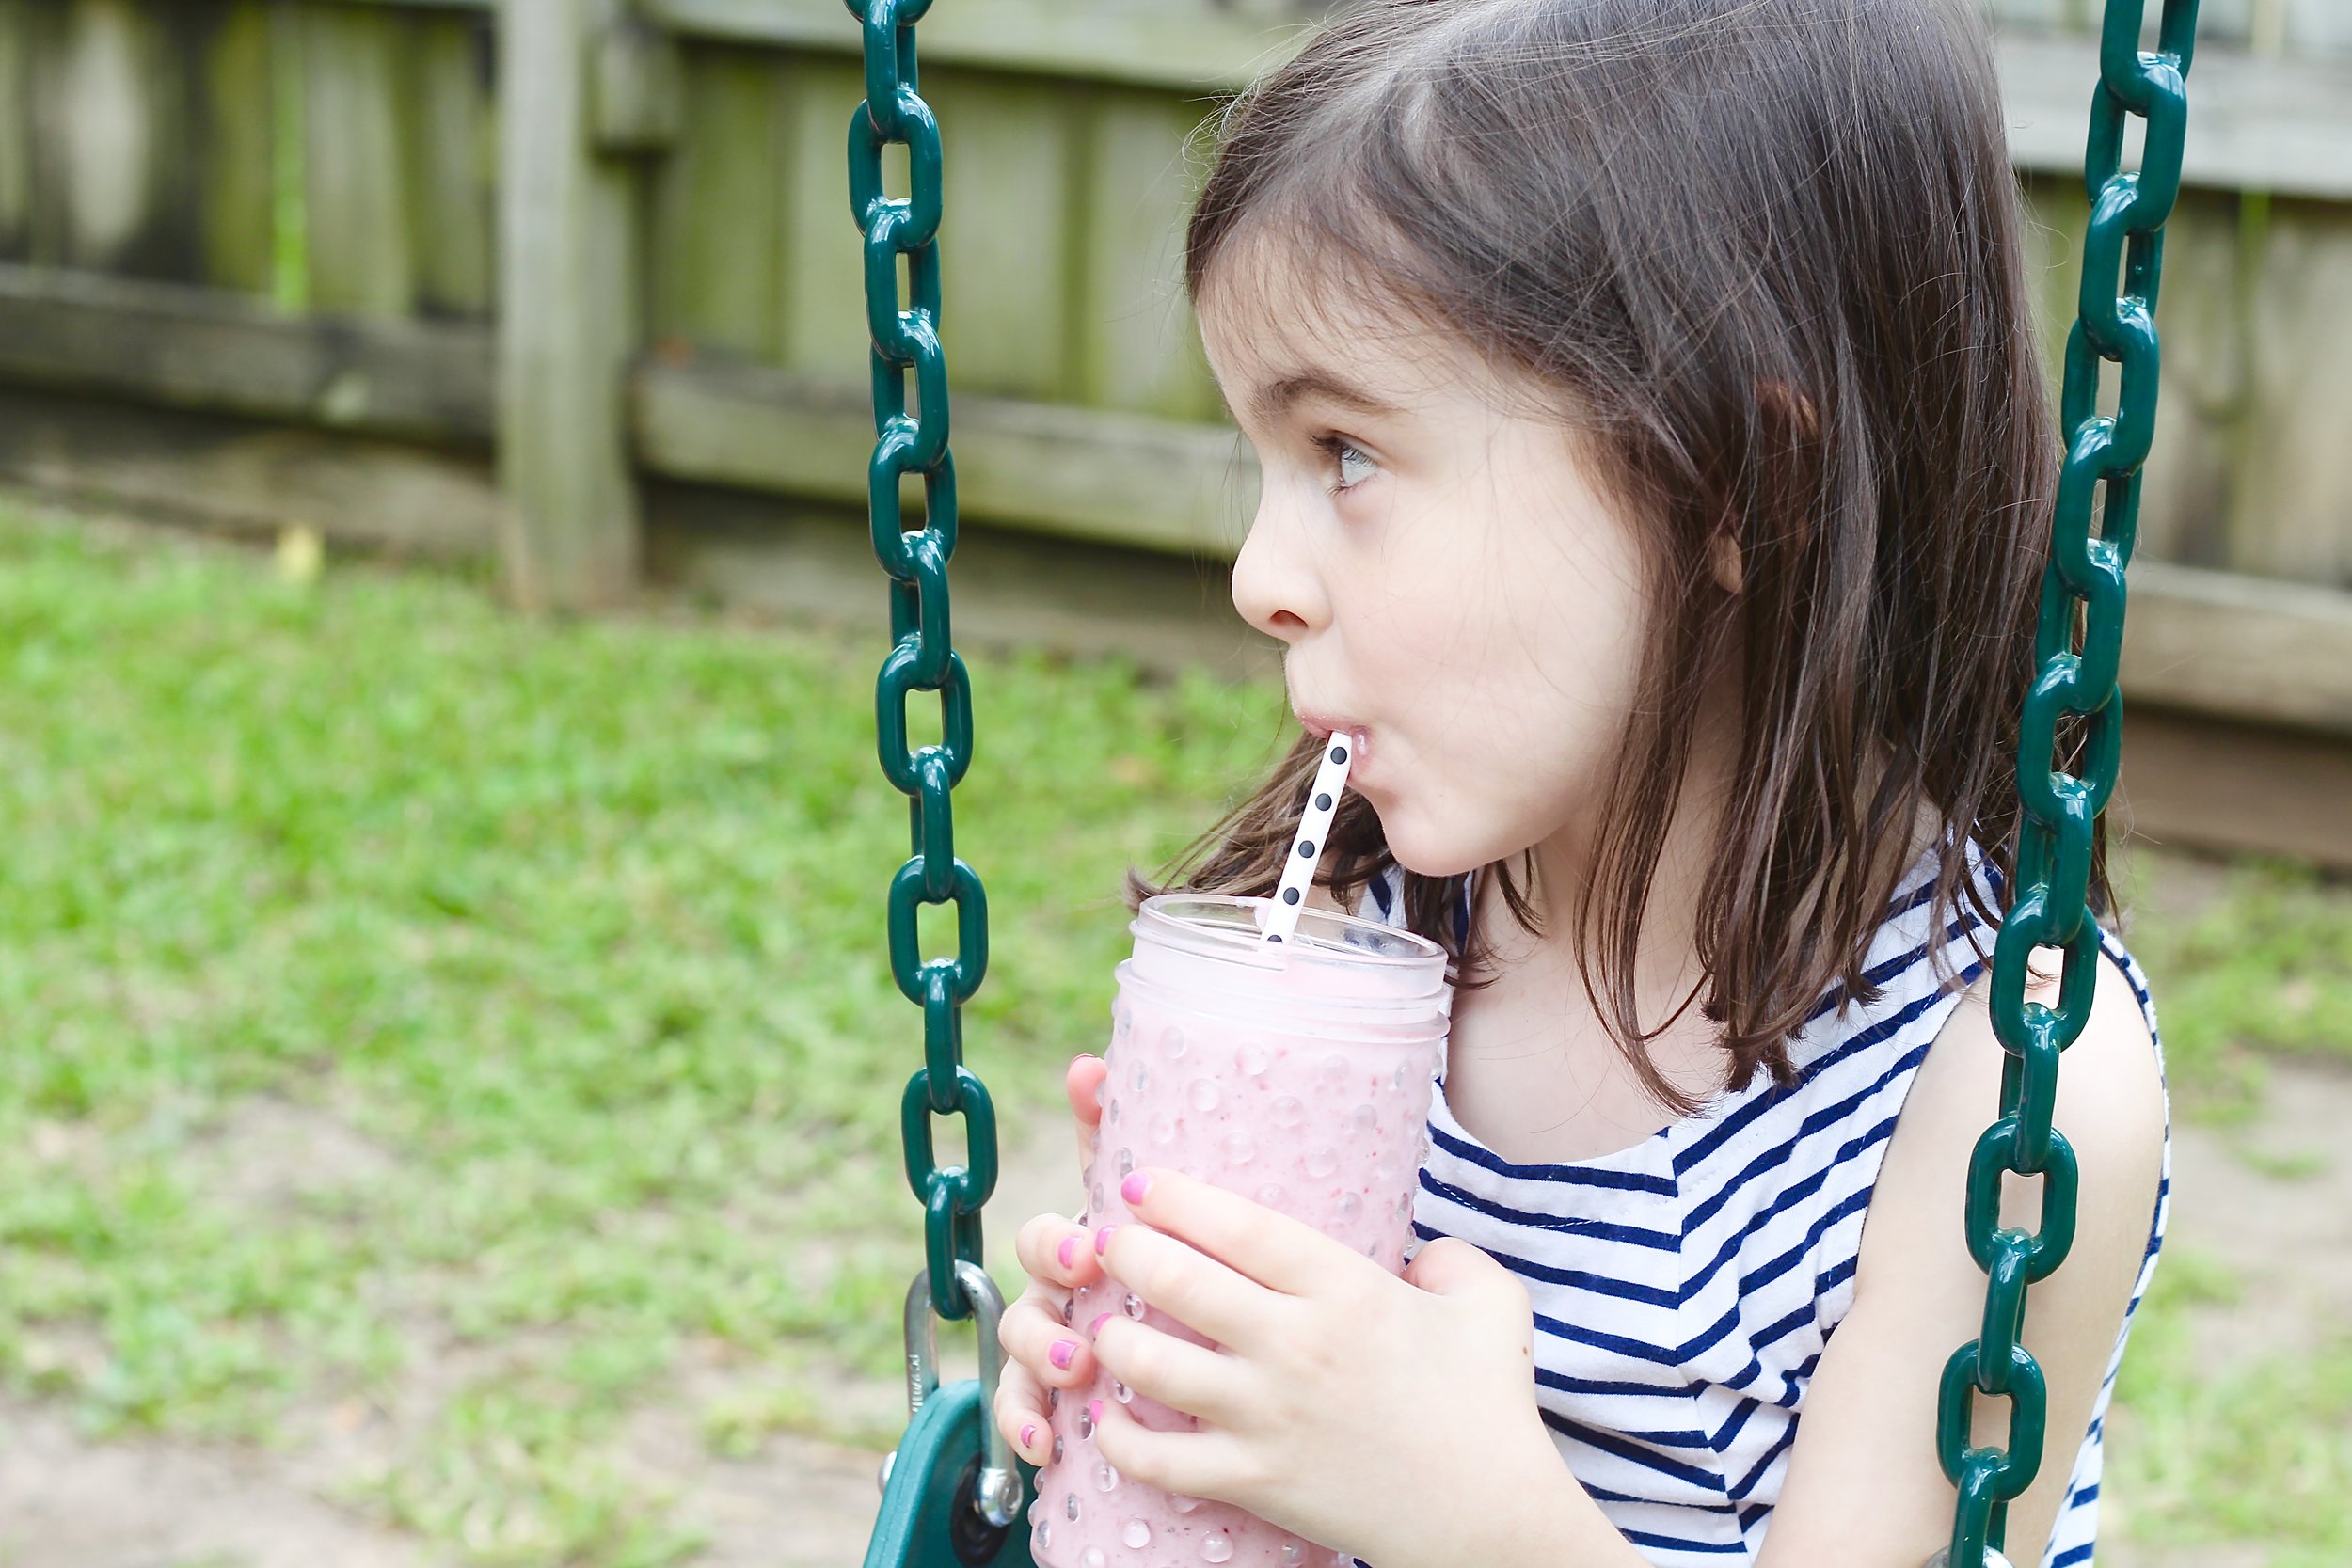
[301,1,414,315]
[199,0,274,293]
[405,12,493,317]
[499,0,643,606]
[1075,87,1216,422]
[0,1,27,261]
[776,51,866,377]
[0,262,492,437]
[934,66,1073,401]
[2230,195,2352,587]
[2133,187,2243,572]
[33,0,179,276]
[647,43,782,357]
[0,383,501,556]
[633,355,1247,555]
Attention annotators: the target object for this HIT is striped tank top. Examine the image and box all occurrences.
[1359,850,2169,1567]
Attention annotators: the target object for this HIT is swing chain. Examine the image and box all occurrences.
[848,0,998,1325]
[1935,3,2197,1563]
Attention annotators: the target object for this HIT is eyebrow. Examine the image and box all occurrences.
[1232,370,1407,430]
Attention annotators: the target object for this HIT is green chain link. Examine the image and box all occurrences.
[847,0,996,1325]
[1936,3,2198,1560]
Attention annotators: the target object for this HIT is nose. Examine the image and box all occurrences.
[1229,480,1327,646]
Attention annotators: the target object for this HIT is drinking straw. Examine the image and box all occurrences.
[1258,733,1357,946]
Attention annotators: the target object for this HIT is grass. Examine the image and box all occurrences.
[1,496,2346,1564]
[2109,1252,2352,1568]
[0,499,1286,1562]
[2121,852,2352,1119]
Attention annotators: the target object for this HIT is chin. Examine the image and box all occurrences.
[1365,803,1484,882]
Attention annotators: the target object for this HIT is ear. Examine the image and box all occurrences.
[1707,526,1744,594]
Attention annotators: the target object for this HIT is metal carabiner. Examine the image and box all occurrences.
[877,1259,1023,1528]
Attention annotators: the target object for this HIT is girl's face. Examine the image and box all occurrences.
[1200,261,1657,881]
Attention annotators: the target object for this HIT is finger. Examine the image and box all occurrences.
[1089,1395,1255,1514]
[1067,1053,1108,1162]
[1090,1314,1250,1431]
[1016,1210,1103,1290]
[1115,1166,1368,1301]
[998,1290,1097,1389]
[1094,1211,1293,1356]
[992,1359,1054,1466]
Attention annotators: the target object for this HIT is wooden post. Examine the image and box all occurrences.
[498,0,642,609]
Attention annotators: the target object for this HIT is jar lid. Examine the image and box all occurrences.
[1124,894,1451,1024]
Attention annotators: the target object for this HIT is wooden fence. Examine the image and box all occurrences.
[0,0,2348,858]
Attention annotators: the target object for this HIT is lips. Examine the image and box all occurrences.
[1292,706,1370,765]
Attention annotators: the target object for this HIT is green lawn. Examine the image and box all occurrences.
[0,499,2345,1564]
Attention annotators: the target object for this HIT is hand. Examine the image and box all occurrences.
[990,1054,1111,1466]
[1087,1168,1568,1568]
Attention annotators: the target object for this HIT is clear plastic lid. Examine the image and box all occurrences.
[1120,894,1452,1036]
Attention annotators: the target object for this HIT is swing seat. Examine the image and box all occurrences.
[865,1376,1039,1568]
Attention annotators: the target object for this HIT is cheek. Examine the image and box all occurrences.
[1370,510,1648,860]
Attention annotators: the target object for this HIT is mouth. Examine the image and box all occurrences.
[1292,706,1371,766]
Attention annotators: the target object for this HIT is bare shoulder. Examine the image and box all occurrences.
[1907,937,2165,1183]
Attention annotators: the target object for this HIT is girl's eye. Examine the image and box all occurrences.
[1313,436,1379,492]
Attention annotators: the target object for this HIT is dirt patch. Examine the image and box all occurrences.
[0,1394,445,1568]
[5,1053,2339,1565]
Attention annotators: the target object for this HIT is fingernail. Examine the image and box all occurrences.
[1020,1422,1038,1449]
[1057,1236,1077,1269]
[1120,1171,1151,1204]
[1095,1225,1118,1256]
[1049,1339,1077,1370]
[1088,1312,1111,1338]
[1088,1399,1104,1426]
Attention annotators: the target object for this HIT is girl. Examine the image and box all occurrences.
[993,2,2169,1564]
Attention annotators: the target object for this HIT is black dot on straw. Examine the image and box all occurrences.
[1297,840,1316,858]
[1282,887,1301,905]
[1313,792,1332,811]
[1328,745,1348,764]
[1268,933,1283,942]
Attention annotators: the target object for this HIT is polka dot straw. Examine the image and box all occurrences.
[1258,734,1356,946]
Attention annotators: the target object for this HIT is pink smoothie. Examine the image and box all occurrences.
[1027,895,1450,1568]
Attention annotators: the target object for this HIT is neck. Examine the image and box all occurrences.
[1508,675,1743,1046]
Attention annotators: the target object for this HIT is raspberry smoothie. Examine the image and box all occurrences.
[1027,894,1451,1568]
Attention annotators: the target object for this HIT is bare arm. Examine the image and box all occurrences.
[1756,948,2166,1566]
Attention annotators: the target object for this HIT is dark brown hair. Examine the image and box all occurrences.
[1131,0,2106,1112]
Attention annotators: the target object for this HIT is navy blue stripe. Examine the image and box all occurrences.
[1618,1528,1749,1554]
[1581,1482,1737,1514]
[1428,1120,1679,1194]
[1728,1420,1797,1499]
[1537,1370,1703,1400]
[1418,1172,1681,1249]
[1708,1396,1758,1454]
[1680,1038,1924,1227]
[1541,1412,1729,1493]
[1677,981,1951,1177]
[2050,1545,2093,1568]
[1529,1300,1746,1368]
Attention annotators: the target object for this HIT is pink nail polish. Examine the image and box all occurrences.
[1057,1235,1077,1268]
[1095,1225,1117,1256]
[1088,1399,1104,1426]
[1049,1339,1077,1370]
[1020,1422,1038,1449]
[1121,1171,1151,1204]
[1089,1312,1111,1338]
